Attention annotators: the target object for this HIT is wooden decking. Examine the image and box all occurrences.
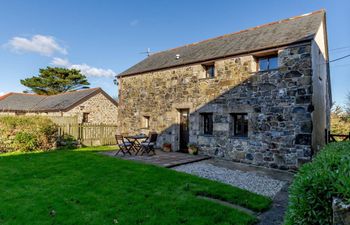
[102,150,210,168]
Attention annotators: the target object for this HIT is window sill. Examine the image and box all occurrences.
[200,134,214,137]
[257,68,279,73]
[199,77,215,81]
[229,136,248,139]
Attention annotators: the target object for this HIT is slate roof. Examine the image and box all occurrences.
[119,10,325,77]
[0,88,117,112]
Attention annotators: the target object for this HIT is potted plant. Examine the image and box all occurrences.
[187,143,199,155]
[163,143,172,152]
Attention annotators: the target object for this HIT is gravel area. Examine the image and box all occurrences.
[173,162,285,198]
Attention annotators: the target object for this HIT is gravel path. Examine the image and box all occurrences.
[173,161,285,198]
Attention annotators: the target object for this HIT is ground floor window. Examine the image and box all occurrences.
[201,113,213,135]
[142,116,150,128]
[231,113,248,137]
[82,112,89,123]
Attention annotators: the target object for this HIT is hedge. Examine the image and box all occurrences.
[0,116,58,152]
[284,141,350,224]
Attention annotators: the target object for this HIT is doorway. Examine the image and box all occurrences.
[179,109,189,152]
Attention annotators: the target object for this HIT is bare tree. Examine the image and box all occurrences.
[346,92,350,116]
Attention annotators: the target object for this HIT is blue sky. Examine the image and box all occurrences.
[0,0,349,105]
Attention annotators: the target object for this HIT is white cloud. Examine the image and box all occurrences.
[6,34,115,78]
[51,57,70,67]
[130,19,139,27]
[6,35,67,56]
[51,58,115,77]
[70,64,115,77]
[0,92,5,96]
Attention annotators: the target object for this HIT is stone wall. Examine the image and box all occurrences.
[118,43,315,170]
[333,198,350,225]
[64,92,118,124]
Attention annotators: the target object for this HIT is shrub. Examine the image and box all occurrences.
[14,132,38,151]
[0,116,58,152]
[284,142,350,225]
[57,134,78,149]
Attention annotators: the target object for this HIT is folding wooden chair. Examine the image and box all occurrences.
[115,134,133,155]
[140,132,158,155]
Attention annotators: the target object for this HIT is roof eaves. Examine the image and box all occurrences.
[0,89,105,113]
[0,93,13,101]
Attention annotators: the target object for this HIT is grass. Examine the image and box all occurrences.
[0,147,271,225]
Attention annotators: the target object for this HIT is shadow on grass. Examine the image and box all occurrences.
[0,147,271,225]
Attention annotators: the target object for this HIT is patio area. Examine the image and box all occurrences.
[102,149,210,168]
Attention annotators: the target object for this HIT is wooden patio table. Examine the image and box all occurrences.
[125,134,148,155]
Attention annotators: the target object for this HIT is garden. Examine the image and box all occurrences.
[0,147,272,225]
[0,116,272,224]
[1,115,350,224]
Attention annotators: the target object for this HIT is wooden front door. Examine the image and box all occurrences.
[179,109,189,152]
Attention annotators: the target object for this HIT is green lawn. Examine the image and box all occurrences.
[0,147,271,225]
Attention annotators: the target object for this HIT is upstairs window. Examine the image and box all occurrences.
[204,64,215,78]
[201,113,213,135]
[82,112,89,123]
[231,113,248,137]
[258,55,278,71]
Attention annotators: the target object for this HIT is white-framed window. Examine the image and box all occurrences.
[257,54,278,71]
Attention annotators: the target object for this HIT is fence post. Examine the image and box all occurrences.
[77,124,81,143]
[100,124,104,146]
[80,124,83,145]
[58,127,61,139]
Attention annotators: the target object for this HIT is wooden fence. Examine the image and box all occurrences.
[49,116,78,125]
[325,129,350,144]
[58,124,117,146]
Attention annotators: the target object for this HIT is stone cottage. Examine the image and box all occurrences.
[0,88,118,125]
[117,10,331,170]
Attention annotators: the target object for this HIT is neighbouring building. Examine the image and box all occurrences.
[0,88,118,125]
[117,10,331,170]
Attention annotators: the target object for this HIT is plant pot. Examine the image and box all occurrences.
[163,144,172,152]
[188,147,198,155]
